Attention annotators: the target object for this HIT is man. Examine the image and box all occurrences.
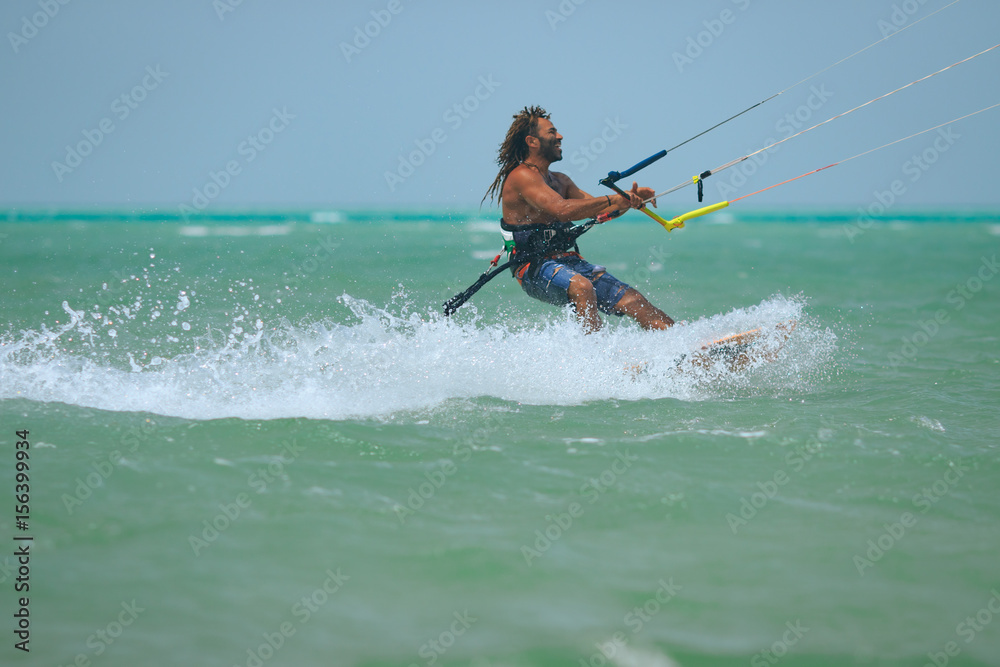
[483,106,675,332]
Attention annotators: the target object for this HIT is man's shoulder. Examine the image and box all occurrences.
[503,164,544,195]
[551,171,574,186]
[506,163,537,181]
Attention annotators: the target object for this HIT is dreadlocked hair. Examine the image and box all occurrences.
[481,105,550,207]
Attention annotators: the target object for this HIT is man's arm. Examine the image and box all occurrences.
[509,168,635,224]
[560,175,620,216]
[563,175,657,211]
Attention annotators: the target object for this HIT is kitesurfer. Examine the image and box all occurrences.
[483,106,674,332]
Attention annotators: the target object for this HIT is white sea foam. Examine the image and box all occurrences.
[0,293,836,421]
[466,220,500,232]
[178,225,292,237]
[309,211,343,224]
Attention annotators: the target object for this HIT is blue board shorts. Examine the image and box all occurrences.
[515,252,631,315]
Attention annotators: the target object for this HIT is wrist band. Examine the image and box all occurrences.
[605,195,611,207]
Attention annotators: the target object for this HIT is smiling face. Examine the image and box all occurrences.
[530,118,563,163]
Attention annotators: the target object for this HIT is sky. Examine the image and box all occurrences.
[1,0,998,212]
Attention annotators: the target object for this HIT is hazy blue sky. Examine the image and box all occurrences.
[2,0,998,211]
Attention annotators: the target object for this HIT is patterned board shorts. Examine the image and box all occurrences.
[515,252,631,315]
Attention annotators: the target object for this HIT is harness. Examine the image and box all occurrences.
[499,218,580,277]
[442,210,622,316]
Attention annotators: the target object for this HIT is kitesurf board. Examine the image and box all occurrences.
[688,320,797,373]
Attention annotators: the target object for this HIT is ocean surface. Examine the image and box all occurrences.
[1,208,999,667]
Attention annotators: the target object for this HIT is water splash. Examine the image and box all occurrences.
[0,292,836,421]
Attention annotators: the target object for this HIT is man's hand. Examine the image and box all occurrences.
[631,181,657,209]
[615,183,644,210]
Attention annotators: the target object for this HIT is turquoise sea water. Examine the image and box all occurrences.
[1,209,999,667]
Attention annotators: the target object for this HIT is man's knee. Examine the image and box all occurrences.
[567,274,596,300]
[614,288,644,311]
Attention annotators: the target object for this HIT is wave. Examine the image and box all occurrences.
[0,293,837,421]
[6,208,999,225]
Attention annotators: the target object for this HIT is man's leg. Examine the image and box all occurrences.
[567,273,602,333]
[613,288,674,330]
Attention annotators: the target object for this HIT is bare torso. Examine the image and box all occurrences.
[500,164,573,226]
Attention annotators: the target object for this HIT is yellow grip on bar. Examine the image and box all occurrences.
[638,200,730,232]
